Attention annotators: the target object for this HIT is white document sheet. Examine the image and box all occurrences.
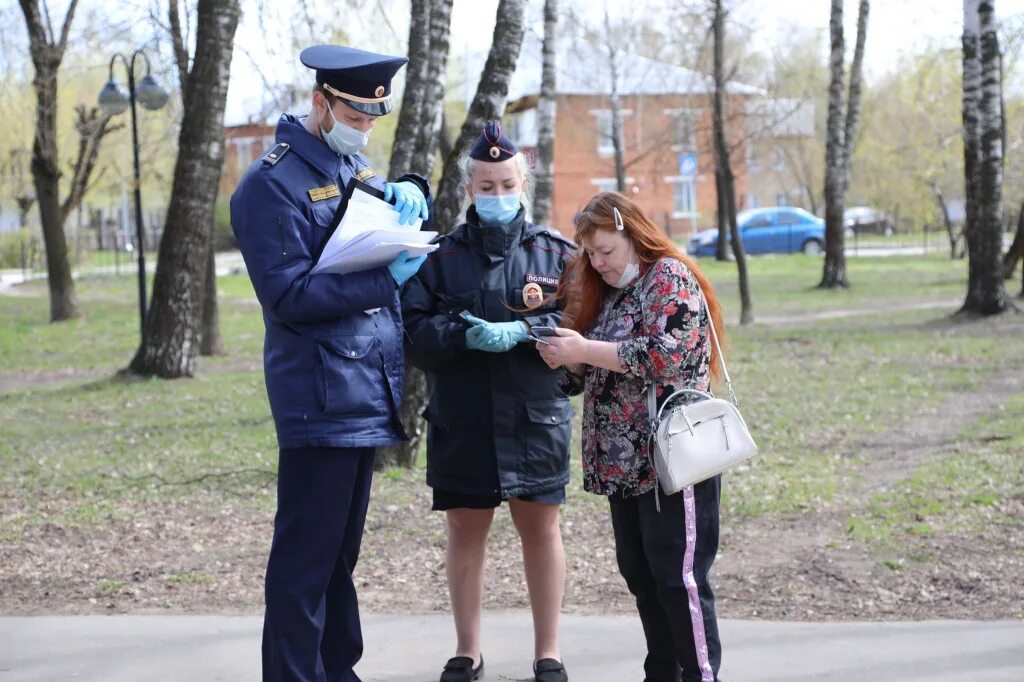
[311,184,438,275]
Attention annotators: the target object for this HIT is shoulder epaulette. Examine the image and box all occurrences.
[535,226,576,248]
[262,142,290,166]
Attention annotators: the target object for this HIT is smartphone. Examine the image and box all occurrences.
[530,325,558,337]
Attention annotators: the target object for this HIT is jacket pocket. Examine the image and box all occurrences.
[524,398,573,480]
[315,334,384,416]
[436,289,478,321]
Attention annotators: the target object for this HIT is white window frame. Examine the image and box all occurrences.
[664,175,697,218]
[664,108,699,152]
[590,109,633,157]
[591,177,635,194]
[746,142,760,173]
[773,145,786,171]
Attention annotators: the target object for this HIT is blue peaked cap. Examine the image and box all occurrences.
[469,120,517,162]
[299,44,407,116]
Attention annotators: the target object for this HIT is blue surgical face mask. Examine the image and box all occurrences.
[321,107,370,156]
[475,194,521,226]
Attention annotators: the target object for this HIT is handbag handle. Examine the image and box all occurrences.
[650,388,713,425]
[644,281,739,431]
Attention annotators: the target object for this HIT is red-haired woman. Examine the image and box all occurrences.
[538,192,726,682]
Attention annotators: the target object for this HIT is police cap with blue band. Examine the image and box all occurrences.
[299,44,408,116]
[469,120,517,162]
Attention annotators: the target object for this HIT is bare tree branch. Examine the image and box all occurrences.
[168,0,191,91]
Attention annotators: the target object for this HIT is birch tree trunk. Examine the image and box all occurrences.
[379,0,455,470]
[960,0,1008,315]
[820,0,860,289]
[388,0,432,179]
[433,0,526,234]
[18,0,81,321]
[199,243,225,355]
[129,0,240,377]
[414,0,454,179]
[532,0,558,227]
[842,0,869,191]
[711,0,751,323]
[1001,200,1024,279]
[603,9,627,194]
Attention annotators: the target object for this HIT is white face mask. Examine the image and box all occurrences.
[320,106,370,156]
[610,240,640,289]
[612,260,640,289]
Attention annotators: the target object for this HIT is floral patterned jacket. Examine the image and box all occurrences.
[561,257,712,497]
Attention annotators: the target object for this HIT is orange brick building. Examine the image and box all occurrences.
[503,40,812,239]
[219,123,276,198]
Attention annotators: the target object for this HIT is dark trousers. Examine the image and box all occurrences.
[608,478,722,682]
[262,446,376,682]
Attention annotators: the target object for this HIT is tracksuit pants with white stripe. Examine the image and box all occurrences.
[609,476,722,682]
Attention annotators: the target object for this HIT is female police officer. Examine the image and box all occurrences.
[231,45,430,682]
[401,122,575,682]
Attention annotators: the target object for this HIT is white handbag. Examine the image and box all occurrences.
[647,296,757,495]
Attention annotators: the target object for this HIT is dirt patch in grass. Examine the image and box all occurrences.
[3,387,1022,621]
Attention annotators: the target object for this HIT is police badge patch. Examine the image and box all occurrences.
[522,282,544,309]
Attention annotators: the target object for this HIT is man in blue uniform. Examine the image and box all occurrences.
[230,45,431,682]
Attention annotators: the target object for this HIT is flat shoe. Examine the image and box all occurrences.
[534,658,568,682]
[440,654,484,682]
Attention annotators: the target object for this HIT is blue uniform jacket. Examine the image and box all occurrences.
[230,113,430,450]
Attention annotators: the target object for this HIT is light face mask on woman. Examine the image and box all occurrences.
[587,210,640,289]
[469,156,524,227]
[475,194,522,226]
[320,105,370,156]
[613,250,640,289]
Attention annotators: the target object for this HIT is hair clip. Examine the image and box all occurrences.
[613,207,624,231]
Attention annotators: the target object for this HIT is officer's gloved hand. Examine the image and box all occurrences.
[465,319,527,353]
[387,250,427,286]
[383,181,429,225]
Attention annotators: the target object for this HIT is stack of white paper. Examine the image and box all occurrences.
[311,185,438,275]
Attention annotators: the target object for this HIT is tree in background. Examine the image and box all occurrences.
[960,0,1009,315]
[433,0,526,233]
[821,0,869,289]
[18,0,119,321]
[129,0,241,377]
[384,0,524,469]
[710,0,751,323]
[166,0,225,357]
[531,0,558,227]
[378,0,454,469]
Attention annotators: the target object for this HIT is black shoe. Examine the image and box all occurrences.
[533,658,567,682]
[440,655,484,682]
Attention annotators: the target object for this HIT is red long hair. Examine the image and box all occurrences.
[557,192,727,379]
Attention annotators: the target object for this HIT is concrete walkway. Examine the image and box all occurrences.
[1,612,1021,681]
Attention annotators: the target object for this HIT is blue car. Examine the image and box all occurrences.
[687,207,826,256]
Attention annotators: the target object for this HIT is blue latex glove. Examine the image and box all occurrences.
[465,319,527,353]
[387,250,427,286]
[383,181,429,225]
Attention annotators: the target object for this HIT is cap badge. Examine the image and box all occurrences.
[489,146,501,159]
[522,282,544,309]
[375,85,385,97]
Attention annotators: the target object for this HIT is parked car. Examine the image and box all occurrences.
[843,206,895,236]
[687,207,826,256]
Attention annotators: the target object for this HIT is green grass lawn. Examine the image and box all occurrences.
[1,253,1021,550]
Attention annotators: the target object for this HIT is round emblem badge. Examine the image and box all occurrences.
[374,85,386,98]
[522,282,544,309]
[489,146,501,159]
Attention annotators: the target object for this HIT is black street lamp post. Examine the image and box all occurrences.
[97,50,168,340]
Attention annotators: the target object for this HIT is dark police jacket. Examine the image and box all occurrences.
[401,207,577,498]
[231,113,430,450]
